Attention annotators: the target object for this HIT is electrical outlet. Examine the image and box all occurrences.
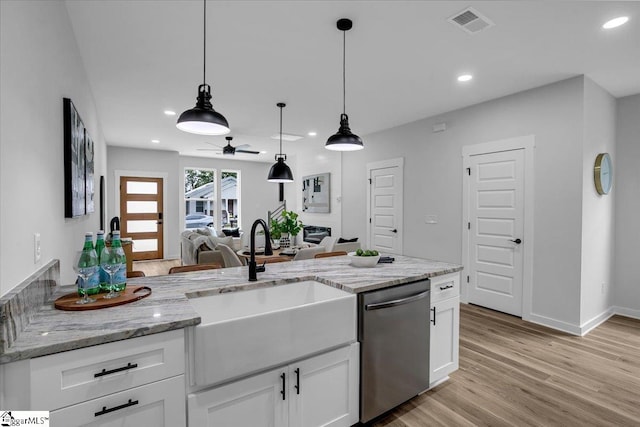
[34,233,41,263]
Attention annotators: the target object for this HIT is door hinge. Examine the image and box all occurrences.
[368,178,372,184]
[369,218,372,223]
[467,275,470,283]
[467,167,471,175]
[468,222,471,230]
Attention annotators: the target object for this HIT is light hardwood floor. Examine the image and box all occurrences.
[373,303,640,427]
[132,258,180,276]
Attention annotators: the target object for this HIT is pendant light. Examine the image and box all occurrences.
[325,18,363,151]
[268,103,294,183]
[176,0,230,135]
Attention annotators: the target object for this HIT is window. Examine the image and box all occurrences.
[184,168,241,231]
[184,168,215,230]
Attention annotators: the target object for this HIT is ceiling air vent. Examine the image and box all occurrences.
[448,7,494,34]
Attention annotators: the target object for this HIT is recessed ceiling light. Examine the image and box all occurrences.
[457,74,473,82]
[270,133,303,142]
[603,16,629,29]
[151,139,160,143]
[164,110,176,116]
[308,131,317,137]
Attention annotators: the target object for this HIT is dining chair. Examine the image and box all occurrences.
[168,263,222,274]
[263,256,291,264]
[217,244,245,267]
[126,270,146,278]
[314,251,347,259]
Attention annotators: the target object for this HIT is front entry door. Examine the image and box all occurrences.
[120,176,164,260]
[467,149,524,316]
[368,159,403,255]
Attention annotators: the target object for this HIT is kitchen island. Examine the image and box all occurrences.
[0,255,462,426]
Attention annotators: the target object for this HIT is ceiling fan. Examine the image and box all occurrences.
[197,136,260,155]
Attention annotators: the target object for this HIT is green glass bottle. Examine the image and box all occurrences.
[110,231,127,293]
[78,232,100,296]
[95,230,108,293]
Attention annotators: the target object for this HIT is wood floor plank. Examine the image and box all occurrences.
[373,304,640,427]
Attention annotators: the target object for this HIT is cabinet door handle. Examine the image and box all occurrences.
[439,284,454,290]
[94,362,138,378]
[431,307,436,325]
[280,372,286,400]
[95,399,139,417]
[294,368,300,395]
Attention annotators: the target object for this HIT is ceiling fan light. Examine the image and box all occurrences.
[177,84,230,135]
[268,157,294,182]
[325,113,363,151]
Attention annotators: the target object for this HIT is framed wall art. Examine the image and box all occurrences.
[63,98,86,218]
[302,172,330,213]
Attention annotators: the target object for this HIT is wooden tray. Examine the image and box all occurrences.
[54,286,152,311]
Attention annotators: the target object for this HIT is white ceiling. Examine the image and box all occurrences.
[65,1,640,162]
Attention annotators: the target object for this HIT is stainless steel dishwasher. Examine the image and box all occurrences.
[358,279,430,424]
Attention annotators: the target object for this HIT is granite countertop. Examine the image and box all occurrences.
[0,255,461,364]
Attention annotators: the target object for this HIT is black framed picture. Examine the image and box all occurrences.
[63,98,86,218]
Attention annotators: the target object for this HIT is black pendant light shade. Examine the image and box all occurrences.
[268,102,294,183]
[325,113,363,151]
[325,18,363,151]
[268,157,294,182]
[176,0,230,136]
[176,84,229,135]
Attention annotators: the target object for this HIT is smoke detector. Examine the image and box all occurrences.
[449,7,494,34]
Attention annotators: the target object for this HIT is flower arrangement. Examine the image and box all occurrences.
[270,210,303,240]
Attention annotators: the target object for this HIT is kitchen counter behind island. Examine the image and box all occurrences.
[0,254,462,364]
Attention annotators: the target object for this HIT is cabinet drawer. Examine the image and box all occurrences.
[30,329,184,410]
[50,375,185,427]
[430,273,460,303]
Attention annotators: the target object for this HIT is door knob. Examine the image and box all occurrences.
[391,229,398,233]
[510,238,522,244]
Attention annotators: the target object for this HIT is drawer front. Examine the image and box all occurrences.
[430,273,460,303]
[50,375,185,427]
[31,329,184,410]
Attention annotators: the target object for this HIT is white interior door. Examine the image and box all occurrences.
[367,159,403,255]
[467,149,524,316]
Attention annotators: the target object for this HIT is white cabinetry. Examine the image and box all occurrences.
[1,329,186,426]
[429,273,460,388]
[188,343,359,427]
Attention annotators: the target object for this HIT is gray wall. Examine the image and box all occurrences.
[613,94,640,318]
[1,1,106,294]
[342,77,587,329]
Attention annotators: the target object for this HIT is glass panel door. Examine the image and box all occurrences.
[120,176,164,260]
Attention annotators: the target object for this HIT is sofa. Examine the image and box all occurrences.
[181,229,241,267]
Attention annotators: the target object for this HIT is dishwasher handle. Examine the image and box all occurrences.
[365,290,429,311]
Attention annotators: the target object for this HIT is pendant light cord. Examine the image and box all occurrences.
[203,0,206,85]
[279,105,283,156]
[342,30,346,115]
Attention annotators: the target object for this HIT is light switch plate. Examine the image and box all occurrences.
[425,215,438,224]
[34,233,41,263]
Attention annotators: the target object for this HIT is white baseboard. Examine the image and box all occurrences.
[579,308,615,336]
[526,313,583,336]
[612,306,640,320]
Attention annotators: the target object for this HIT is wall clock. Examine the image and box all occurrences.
[594,152,612,195]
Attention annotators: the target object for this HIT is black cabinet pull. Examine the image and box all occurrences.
[439,284,454,291]
[295,368,300,395]
[95,399,139,417]
[94,362,138,378]
[280,372,286,400]
[431,307,436,325]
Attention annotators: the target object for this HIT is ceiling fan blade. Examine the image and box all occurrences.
[196,149,224,154]
[203,141,224,149]
[236,149,261,155]
[234,144,251,150]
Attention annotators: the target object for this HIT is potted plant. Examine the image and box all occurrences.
[270,218,283,247]
[275,210,303,248]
